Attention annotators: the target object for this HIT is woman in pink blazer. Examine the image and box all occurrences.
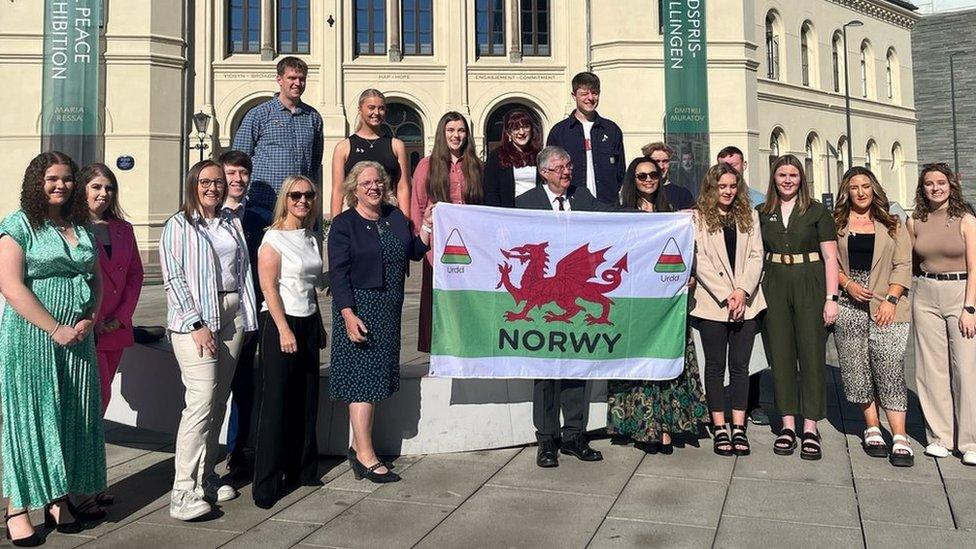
[80,164,144,413]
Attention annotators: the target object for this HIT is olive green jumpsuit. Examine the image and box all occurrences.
[758,201,836,421]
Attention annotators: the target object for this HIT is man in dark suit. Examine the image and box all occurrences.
[516,146,615,468]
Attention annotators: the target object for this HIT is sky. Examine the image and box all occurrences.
[915,0,976,12]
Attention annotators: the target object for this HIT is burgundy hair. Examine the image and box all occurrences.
[496,109,542,169]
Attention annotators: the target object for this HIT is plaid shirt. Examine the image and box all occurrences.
[232,94,323,213]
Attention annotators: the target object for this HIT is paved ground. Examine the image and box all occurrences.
[3,280,976,548]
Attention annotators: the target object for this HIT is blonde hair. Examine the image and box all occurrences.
[695,163,754,234]
[355,88,386,131]
[343,160,395,208]
[269,175,317,231]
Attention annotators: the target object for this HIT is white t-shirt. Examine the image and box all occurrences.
[513,166,537,197]
[582,120,597,197]
[259,229,323,317]
[202,217,239,292]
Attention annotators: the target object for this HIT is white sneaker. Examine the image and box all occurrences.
[962,451,976,466]
[216,484,238,502]
[198,475,238,503]
[169,490,211,521]
[924,443,951,458]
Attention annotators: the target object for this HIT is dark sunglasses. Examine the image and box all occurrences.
[635,172,661,182]
[921,162,951,171]
[287,191,317,201]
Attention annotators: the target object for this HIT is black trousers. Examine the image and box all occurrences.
[227,333,258,456]
[253,312,321,504]
[697,319,759,414]
[533,379,589,444]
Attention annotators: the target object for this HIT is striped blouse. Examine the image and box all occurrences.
[159,210,258,333]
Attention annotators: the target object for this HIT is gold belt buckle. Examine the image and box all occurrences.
[782,253,795,265]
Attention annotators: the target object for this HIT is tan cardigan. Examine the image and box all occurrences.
[837,219,912,323]
[690,210,767,322]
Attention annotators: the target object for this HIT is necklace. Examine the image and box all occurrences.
[361,135,381,149]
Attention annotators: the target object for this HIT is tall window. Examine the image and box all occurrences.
[832,32,842,93]
[228,0,260,53]
[860,40,874,99]
[765,13,780,80]
[801,23,811,87]
[886,48,899,102]
[866,140,878,171]
[838,136,849,181]
[860,45,868,98]
[769,128,785,170]
[805,133,819,187]
[521,0,550,56]
[355,0,387,56]
[402,0,432,55]
[891,142,904,193]
[278,0,310,54]
[476,0,505,56]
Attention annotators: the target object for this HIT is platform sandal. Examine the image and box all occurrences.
[773,427,797,456]
[800,430,822,461]
[862,426,888,458]
[712,424,734,456]
[731,424,751,456]
[889,434,914,467]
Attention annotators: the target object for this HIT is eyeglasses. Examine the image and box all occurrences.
[198,178,226,189]
[635,172,661,182]
[544,163,573,174]
[358,181,385,190]
[287,191,317,201]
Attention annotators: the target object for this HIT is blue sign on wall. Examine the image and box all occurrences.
[116,155,134,171]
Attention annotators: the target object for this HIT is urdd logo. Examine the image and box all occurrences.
[441,228,471,273]
[496,242,628,326]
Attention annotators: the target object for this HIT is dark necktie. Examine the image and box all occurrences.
[556,196,565,211]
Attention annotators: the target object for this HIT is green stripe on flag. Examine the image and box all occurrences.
[432,290,687,360]
[441,254,472,265]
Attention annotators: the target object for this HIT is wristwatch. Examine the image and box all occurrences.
[190,320,206,331]
[886,295,899,305]
[826,294,839,302]
[965,305,976,315]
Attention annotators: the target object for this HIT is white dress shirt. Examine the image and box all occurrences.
[542,185,571,212]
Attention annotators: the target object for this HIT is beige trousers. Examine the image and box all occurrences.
[171,292,245,492]
[913,277,976,453]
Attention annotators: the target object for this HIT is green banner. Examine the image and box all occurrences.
[663,0,710,199]
[41,0,101,164]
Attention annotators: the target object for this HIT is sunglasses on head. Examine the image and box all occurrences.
[922,162,951,171]
[635,171,661,182]
[287,191,316,201]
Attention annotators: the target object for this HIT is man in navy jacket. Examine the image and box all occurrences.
[545,72,625,205]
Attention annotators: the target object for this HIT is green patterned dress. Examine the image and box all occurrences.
[0,210,106,509]
[607,325,710,443]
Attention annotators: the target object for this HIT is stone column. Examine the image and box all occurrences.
[508,0,521,62]
[260,0,275,60]
[388,0,402,61]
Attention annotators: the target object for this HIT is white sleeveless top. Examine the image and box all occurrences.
[259,229,322,317]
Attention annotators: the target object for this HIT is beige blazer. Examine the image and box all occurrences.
[837,219,912,323]
[690,210,767,321]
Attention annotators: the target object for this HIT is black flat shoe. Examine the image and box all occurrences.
[559,437,603,462]
[536,441,559,468]
[349,456,400,483]
[44,497,83,534]
[4,509,42,547]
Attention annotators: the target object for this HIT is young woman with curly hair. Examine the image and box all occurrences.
[690,163,766,457]
[832,167,914,467]
[0,151,107,545]
[907,162,976,466]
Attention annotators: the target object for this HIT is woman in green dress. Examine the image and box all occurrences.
[328,161,431,483]
[607,155,709,454]
[0,151,106,545]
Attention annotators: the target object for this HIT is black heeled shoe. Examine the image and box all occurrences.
[4,509,42,547]
[349,455,401,484]
[43,497,82,534]
[347,447,395,470]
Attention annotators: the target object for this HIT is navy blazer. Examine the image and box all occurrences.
[516,185,620,213]
[545,111,625,204]
[327,205,428,311]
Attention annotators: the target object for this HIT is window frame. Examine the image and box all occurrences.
[521,0,550,57]
[476,0,506,58]
[278,0,310,54]
[765,14,781,80]
[227,0,261,54]
[354,0,387,57]
[401,0,433,56]
[801,27,810,86]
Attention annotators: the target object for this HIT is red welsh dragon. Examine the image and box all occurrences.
[495,242,628,325]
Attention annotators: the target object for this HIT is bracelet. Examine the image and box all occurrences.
[49,324,61,338]
[421,225,432,234]
[842,280,851,292]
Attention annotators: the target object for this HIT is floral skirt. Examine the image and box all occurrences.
[607,330,710,443]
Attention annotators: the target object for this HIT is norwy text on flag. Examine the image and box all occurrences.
[429,204,694,380]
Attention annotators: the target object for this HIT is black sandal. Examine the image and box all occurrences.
[731,424,751,456]
[4,508,42,547]
[44,496,83,534]
[800,431,823,461]
[773,428,797,456]
[713,424,734,456]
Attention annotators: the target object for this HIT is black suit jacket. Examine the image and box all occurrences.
[327,204,428,311]
[483,148,540,208]
[515,184,619,212]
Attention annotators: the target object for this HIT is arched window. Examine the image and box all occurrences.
[801,22,816,87]
[860,40,875,99]
[832,32,843,93]
[765,12,782,80]
[769,127,786,170]
[891,142,905,197]
[381,103,425,174]
[865,139,879,171]
[805,132,821,188]
[886,48,900,102]
[837,136,849,182]
[484,102,544,154]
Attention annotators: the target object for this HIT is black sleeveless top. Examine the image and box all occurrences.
[344,134,401,185]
